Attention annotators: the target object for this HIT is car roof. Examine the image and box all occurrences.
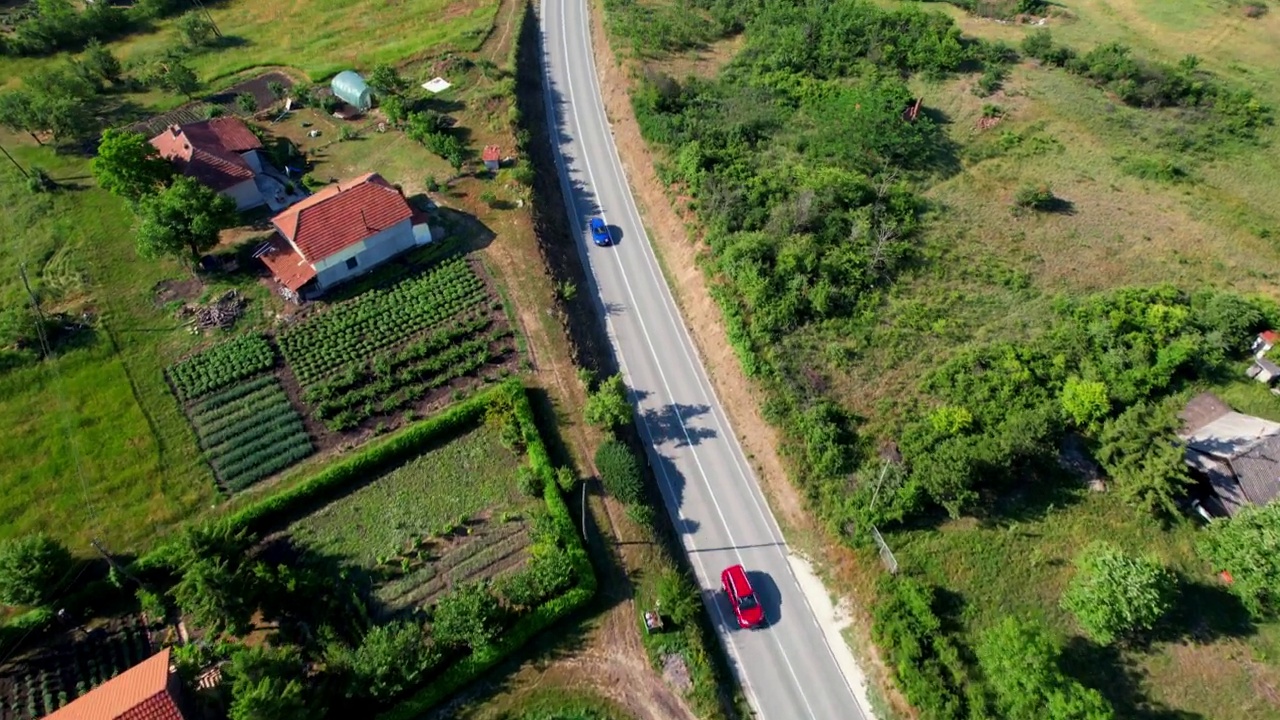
[590,217,605,226]
[723,564,753,595]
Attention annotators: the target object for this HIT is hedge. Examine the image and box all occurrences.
[129,382,510,576]
[378,380,596,720]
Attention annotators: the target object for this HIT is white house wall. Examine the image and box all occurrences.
[313,219,415,289]
[241,150,264,174]
[224,177,265,210]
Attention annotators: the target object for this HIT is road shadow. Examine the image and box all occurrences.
[639,402,717,448]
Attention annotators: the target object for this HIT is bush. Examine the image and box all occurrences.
[1013,183,1057,211]
[236,92,257,114]
[583,373,632,431]
[0,534,75,607]
[349,620,441,700]
[595,440,644,505]
[976,617,1115,719]
[516,464,543,497]
[1197,503,1280,618]
[974,66,1005,97]
[136,588,167,623]
[1061,542,1177,645]
[431,581,505,651]
[871,576,975,720]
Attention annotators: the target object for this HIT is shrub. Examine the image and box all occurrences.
[236,92,257,114]
[338,125,358,141]
[1013,183,1057,211]
[871,576,974,719]
[349,620,440,700]
[976,617,1115,719]
[974,67,1005,97]
[1061,542,1177,645]
[431,581,505,651]
[0,534,75,607]
[554,466,576,492]
[1197,503,1280,618]
[595,440,644,505]
[516,464,543,497]
[136,588,167,623]
[583,373,632,431]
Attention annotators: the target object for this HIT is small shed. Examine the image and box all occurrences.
[330,71,372,112]
[1247,357,1280,384]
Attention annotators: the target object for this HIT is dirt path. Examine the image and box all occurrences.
[582,1,907,714]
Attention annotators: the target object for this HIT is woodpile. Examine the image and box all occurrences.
[178,290,246,331]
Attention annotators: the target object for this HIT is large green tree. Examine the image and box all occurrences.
[1094,402,1192,519]
[976,617,1114,720]
[91,129,174,203]
[1198,503,1280,618]
[134,176,238,263]
[167,524,260,635]
[1060,541,1177,645]
[0,534,75,607]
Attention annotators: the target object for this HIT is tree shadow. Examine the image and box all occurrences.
[1060,637,1209,720]
[1152,572,1255,645]
[638,402,717,448]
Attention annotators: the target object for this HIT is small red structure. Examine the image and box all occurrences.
[482,145,501,172]
[1220,570,1234,584]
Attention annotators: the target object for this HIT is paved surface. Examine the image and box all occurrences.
[538,1,871,717]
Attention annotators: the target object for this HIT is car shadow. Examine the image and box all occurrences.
[746,570,782,629]
[606,224,624,247]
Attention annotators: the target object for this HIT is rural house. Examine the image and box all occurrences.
[1179,392,1280,516]
[44,647,188,720]
[256,172,435,300]
[150,117,267,211]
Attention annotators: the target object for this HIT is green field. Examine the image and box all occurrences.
[288,422,528,567]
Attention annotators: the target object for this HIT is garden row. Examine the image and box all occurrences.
[167,333,276,402]
[278,256,490,387]
[188,377,314,492]
[0,616,151,720]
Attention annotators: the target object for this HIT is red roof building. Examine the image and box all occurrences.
[482,144,501,171]
[150,118,267,210]
[43,648,186,720]
[259,172,428,299]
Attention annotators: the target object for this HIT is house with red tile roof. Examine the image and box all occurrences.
[150,117,266,210]
[43,647,187,720]
[256,172,431,299]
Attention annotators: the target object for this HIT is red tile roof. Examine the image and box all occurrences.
[482,145,501,162]
[1262,330,1280,345]
[271,173,413,261]
[258,234,318,291]
[150,117,263,192]
[44,648,185,720]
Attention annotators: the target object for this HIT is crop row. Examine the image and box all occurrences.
[315,331,508,422]
[278,257,490,385]
[191,374,279,413]
[302,315,493,404]
[322,345,504,431]
[202,407,301,455]
[168,334,277,401]
[192,385,292,442]
[222,438,315,492]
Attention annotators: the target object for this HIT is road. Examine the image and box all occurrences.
[537,0,871,717]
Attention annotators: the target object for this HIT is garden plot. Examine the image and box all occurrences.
[166,335,314,492]
[278,249,519,432]
[285,422,536,617]
[0,615,152,720]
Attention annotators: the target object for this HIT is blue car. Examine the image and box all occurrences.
[590,217,611,247]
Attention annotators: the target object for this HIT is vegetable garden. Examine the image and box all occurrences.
[278,254,519,432]
[166,334,276,401]
[0,615,152,720]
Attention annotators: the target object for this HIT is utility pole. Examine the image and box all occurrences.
[0,144,28,179]
[581,479,588,541]
[19,263,50,359]
[189,0,222,37]
[90,538,141,587]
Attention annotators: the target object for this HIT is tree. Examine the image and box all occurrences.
[0,91,40,144]
[1059,376,1109,430]
[0,534,74,607]
[90,129,174,202]
[367,62,408,97]
[1061,542,1176,645]
[1198,503,1280,618]
[176,11,217,48]
[225,645,309,720]
[584,373,631,431]
[594,439,643,505]
[134,177,238,263]
[236,92,257,114]
[18,66,99,143]
[405,110,446,140]
[167,523,260,635]
[1094,402,1192,518]
[976,617,1114,720]
[155,57,201,99]
[431,581,503,651]
[349,620,440,699]
[267,81,287,100]
[380,94,407,126]
[81,39,123,86]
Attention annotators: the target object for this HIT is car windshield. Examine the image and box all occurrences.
[738,593,758,610]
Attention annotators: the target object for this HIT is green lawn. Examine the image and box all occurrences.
[287,423,527,567]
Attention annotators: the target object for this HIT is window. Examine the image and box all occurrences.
[345,256,359,270]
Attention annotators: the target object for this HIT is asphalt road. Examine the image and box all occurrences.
[538,1,870,718]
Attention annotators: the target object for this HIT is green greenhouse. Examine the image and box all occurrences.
[330,70,371,112]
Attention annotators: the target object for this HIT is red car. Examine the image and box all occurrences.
[721,564,765,629]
